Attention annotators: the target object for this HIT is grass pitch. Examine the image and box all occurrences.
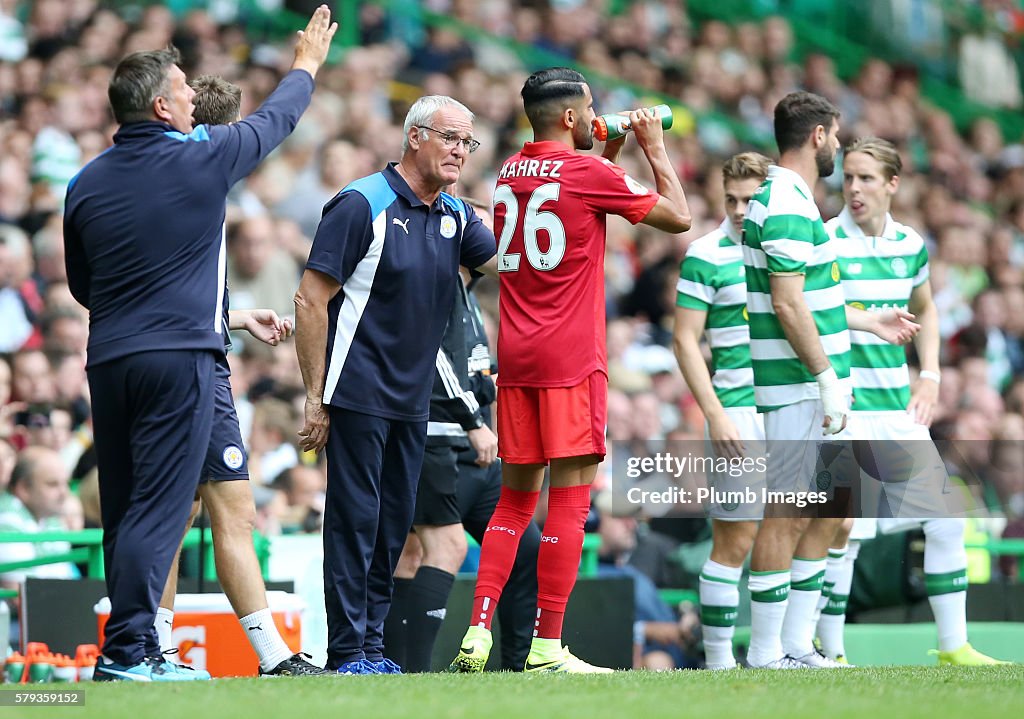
[7,666,1022,719]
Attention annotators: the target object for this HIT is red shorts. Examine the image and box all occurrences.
[496,371,607,465]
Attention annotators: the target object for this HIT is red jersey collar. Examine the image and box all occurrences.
[520,140,574,156]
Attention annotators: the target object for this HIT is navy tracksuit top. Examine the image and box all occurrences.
[63,69,315,368]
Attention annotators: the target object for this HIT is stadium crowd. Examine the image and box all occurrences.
[1,0,1024,668]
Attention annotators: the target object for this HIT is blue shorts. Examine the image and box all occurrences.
[202,358,248,482]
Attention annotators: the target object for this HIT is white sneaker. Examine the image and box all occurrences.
[793,650,852,668]
[704,662,738,671]
[748,655,807,669]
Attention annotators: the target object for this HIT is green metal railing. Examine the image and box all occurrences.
[0,528,271,590]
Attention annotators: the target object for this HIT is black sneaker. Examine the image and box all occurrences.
[259,653,329,677]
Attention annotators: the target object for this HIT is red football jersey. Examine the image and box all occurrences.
[495,140,660,387]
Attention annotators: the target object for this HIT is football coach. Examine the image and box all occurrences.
[62,6,336,682]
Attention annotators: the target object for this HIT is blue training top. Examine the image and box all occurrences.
[306,163,496,422]
[63,69,314,368]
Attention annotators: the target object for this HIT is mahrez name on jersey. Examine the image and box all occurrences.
[498,158,564,179]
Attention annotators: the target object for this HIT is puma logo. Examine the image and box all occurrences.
[392,217,410,234]
[248,625,264,632]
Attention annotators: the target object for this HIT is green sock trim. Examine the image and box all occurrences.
[925,569,968,597]
[827,549,847,559]
[792,556,824,562]
[791,570,825,592]
[750,584,790,603]
[750,569,789,576]
[700,604,739,627]
[822,593,849,615]
[700,571,740,585]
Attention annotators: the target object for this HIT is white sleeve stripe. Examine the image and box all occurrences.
[436,349,479,413]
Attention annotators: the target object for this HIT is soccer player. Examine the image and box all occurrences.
[449,67,691,674]
[386,212,540,674]
[823,137,1008,666]
[673,151,771,669]
[741,92,918,669]
[152,75,324,678]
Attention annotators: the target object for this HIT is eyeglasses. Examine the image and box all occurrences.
[417,126,481,154]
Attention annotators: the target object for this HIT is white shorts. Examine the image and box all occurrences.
[849,517,878,540]
[850,517,936,541]
[845,411,953,520]
[705,407,766,521]
[763,399,855,499]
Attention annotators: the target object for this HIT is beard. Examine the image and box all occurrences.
[573,122,594,151]
[816,144,837,178]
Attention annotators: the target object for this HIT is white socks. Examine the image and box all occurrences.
[239,608,294,672]
[923,519,968,651]
[747,570,789,667]
[155,607,175,653]
[699,560,742,668]
[817,544,854,659]
[781,557,826,658]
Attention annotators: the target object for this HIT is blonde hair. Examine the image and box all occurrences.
[722,152,772,183]
[845,137,902,180]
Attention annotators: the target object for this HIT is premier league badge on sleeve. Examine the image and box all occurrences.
[440,215,458,239]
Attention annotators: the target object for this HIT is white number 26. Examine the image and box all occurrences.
[494,183,566,272]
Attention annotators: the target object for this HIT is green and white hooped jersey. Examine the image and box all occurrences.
[676,219,754,409]
[742,165,851,413]
[829,207,929,412]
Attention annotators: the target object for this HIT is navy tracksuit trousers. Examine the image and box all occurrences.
[88,350,215,666]
[324,406,426,667]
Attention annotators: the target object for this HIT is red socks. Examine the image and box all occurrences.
[471,486,540,630]
[534,484,591,639]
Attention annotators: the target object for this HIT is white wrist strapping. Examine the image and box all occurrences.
[815,366,847,436]
[918,370,941,385]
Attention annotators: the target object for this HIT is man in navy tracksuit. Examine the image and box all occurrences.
[294,95,497,674]
[62,8,336,682]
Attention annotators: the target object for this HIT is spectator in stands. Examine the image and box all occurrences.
[595,506,699,670]
[10,349,54,405]
[41,308,88,355]
[248,397,300,486]
[226,216,302,318]
[270,464,326,534]
[0,224,34,352]
[0,446,75,589]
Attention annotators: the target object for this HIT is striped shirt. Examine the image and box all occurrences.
[676,218,754,408]
[829,207,929,412]
[742,165,852,412]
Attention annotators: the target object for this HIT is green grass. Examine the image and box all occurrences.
[5,666,1023,719]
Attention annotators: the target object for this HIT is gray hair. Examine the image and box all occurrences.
[108,46,182,125]
[402,95,474,153]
